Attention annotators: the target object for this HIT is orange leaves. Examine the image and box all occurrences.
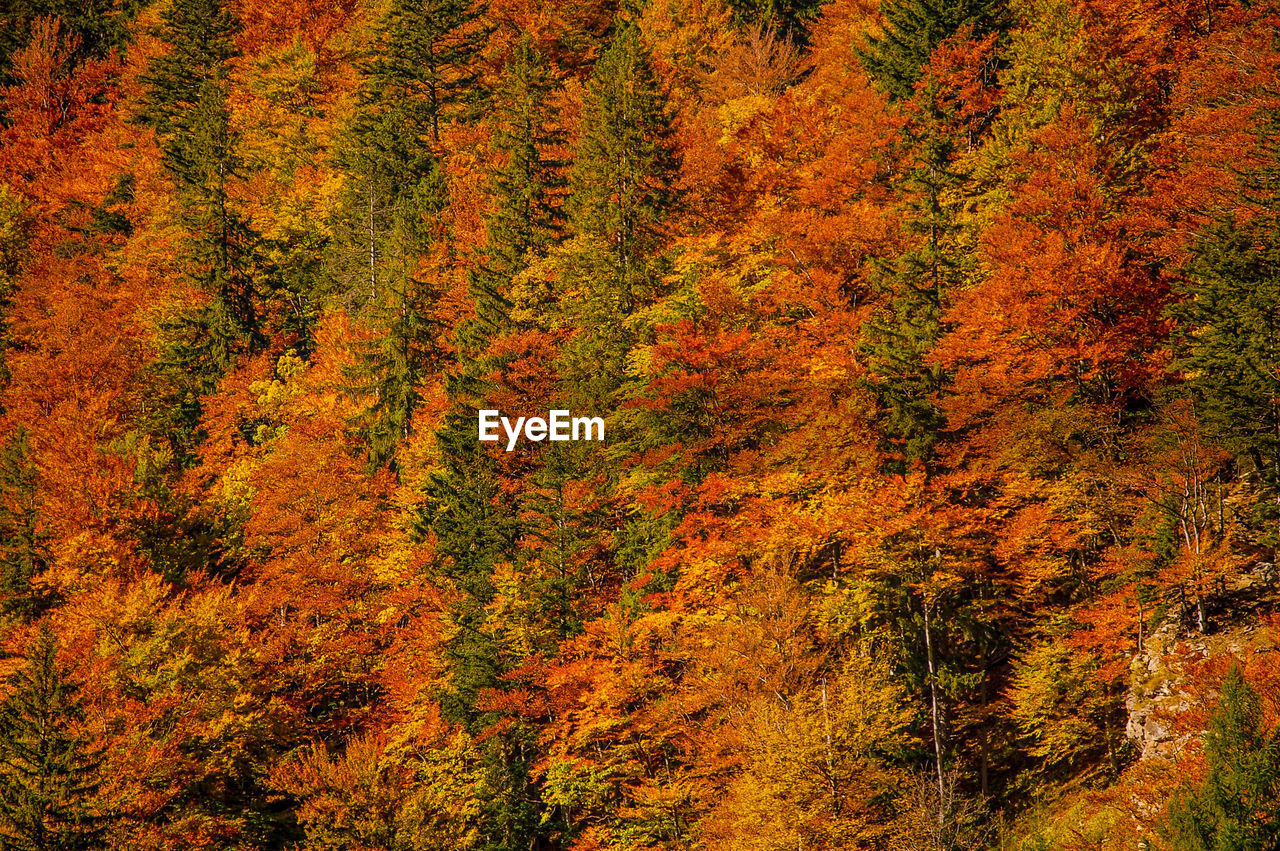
[1138,1,1280,264]
[1,19,122,192]
[941,110,1167,433]
[921,30,1003,140]
[8,0,1280,844]
[234,0,362,56]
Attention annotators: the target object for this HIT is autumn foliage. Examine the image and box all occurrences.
[3,0,1280,847]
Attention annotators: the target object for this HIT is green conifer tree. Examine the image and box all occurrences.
[1156,665,1280,850]
[0,431,51,621]
[0,185,27,398]
[0,624,103,851]
[858,0,1003,101]
[860,78,973,471]
[568,22,675,312]
[1172,108,1280,501]
[559,21,677,409]
[369,0,487,147]
[419,47,574,850]
[327,0,478,469]
[423,29,563,778]
[722,0,822,42]
[137,0,268,462]
[140,0,262,344]
[464,38,566,351]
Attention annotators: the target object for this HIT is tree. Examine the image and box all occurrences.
[1156,664,1280,850]
[326,0,463,470]
[0,0,134,84]
[421,405,519,727]
[139,0,263,345]
[702,656,911,851]
[138,0,269,463]
[857,0,1003,101]
[368,0,487,147]
[463,37,565,351]
[0,183,26,398]
[1171,111,1280,497]
[0,624,103,850]
[418,44,571,845]
[721,0,822,43]
[860,31,1000,472]
[558,20,678,409]
[568,21,675,314]
[427,38,567,625]
[0,431,51,620]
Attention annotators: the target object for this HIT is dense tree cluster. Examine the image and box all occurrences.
[2,0,1280,847]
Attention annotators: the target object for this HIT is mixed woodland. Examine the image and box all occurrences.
[4,0,1280,846]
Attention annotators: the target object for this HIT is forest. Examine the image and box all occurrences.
[2,0,1280,846]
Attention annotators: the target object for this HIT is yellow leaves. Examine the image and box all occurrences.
[75,575,251,700]
[716,94,774,142]
[246,349,308,441]
[274,730,484,851]
[541,757,616,825]
[246,37,321,112]
[485,560,563,659]
[702,655,910,851]
[1008,637,1118,772]
[218,455,257,519]
[814,579,862,646]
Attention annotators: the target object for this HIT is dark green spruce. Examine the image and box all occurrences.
[860,69,980,471]
[0,625,104,851]
[1172,106,1280,506]
[139,0,262,347]
[858,0,1004,101]
[0,431,51,621]
[327,0,488,470]
[424,40,571,851]
[1156,665,1280,850]
[559,20,678,411]
[137,0,269,462]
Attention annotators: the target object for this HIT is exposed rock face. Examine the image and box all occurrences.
[1123,562,1278,762]
[1125,615,1195,762]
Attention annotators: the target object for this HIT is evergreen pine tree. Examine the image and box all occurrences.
[516,441,598,636]
[355,273,442,471]
[424,34,565,745]
[463,37,566,352]
[568,21,675,313]
[559,21,677,409]
[0,431,51,621]
[137,0,267,461]
[139,0,262,345]
[860,77,973,471]
[418,46,574,851]
[327,0,478,469]
[1172,108,1280,499]
[419,393,519,728]
[0,624,104,851]
[722,0,822,42]
[1156,665,1280,850]
[0,185,27,400]
[857,0,1003,101]
[368,0,487,147]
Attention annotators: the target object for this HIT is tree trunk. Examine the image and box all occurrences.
[923,596,945,818]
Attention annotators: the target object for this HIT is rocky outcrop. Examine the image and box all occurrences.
[1125,614,1195,762]
[1123,562,1278,762]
